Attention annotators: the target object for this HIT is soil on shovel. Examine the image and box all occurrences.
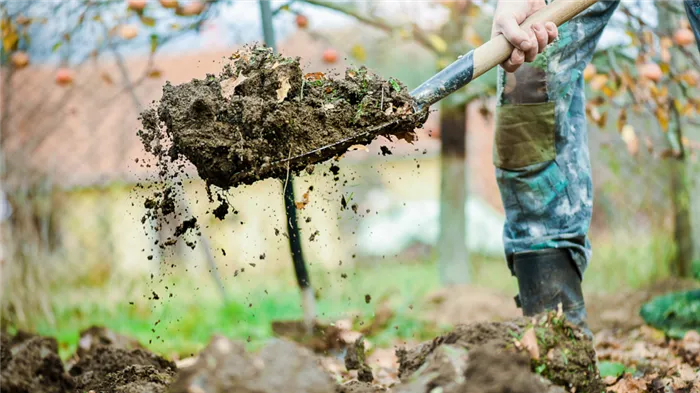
[139,45,427,191]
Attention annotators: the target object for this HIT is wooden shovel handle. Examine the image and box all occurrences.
[472,0,599,79]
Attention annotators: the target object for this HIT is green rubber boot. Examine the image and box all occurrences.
[512,248,592,338]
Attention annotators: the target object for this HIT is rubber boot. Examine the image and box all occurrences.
[512,248,592,338]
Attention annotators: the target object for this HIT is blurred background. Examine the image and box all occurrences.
[1,0,699,359]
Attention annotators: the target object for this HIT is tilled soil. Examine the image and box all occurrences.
[0,312,612,393]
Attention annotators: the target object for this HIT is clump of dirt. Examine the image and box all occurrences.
[271,320,345,353]
[138,44,427,191]
[345,336,373,383]
[397,313,603,393]
[336,380,387,393]
[0,334,74,393]
[69,345,176,392]
[169,335,337,393]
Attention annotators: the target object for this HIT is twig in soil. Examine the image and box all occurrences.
[282,145,293,195]
[299,79,305,102]
[381,85,384,111]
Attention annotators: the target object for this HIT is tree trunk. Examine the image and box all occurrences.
[437,102,471,285]
[668,101,693,278]
[657,1,696,277]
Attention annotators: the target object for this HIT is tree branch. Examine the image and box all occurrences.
[296,0,440,54]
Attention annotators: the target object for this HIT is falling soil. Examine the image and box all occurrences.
[139,45,428,191]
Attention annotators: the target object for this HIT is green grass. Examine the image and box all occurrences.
[31,259,451,359]
[19,231,687,360]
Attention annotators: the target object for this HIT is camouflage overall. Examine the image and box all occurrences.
[495,0,700,276]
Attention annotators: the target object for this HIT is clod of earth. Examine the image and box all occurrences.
[344,336,374,383]
[271,320,345,353]
[396,312,603,393]
[169,335,336,393]
[138,45,427,191]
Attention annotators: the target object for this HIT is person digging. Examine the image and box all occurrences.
[489,0,700,337]
[145,0,700,339]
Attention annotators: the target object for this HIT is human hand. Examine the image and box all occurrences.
[491,0,558,72]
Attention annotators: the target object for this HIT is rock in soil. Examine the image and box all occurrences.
[396,313,603,393]
[138,45,427,191]
[169,335,337,393]
[0,334,74,393]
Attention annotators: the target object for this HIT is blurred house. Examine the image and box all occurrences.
[1,29,504,280]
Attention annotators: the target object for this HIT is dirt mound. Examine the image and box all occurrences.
[423,285,519,326]
[587,278,700,332]
[169,335,337,393]
[0,334,74,393]
[74,325,144,358]
[139,45,427,191]
[69,345,176,392]
[396,313,603,393]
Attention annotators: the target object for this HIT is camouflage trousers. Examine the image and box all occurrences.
[495,0,700,276]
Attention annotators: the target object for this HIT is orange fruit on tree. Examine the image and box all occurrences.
[119,24,139,40]
[177,1,205,16]
[322,48,338,64]
[160,0,179,8]
[55,68,74,86]
[127,0,147,11]
[296,14,308,29]
[10,51,29,69]
[673,28,695,46]
[638,62,662,82]
[583,64,596,82]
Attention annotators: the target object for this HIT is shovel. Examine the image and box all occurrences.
[229,0,599,184]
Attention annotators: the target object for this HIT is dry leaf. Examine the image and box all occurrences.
[608,375,648,393]
[621,125,639,156]
[276,76,291,103]
[295,188,311,209]
[220,74,247,99]
[304,72,326,82]
[520,327,540,360]
[147,68,162,79]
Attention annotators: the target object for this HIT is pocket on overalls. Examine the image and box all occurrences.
[494,61,568,216]
[493,63,556,170]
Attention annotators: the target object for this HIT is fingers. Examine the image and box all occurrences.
[498,16,534,52]
[532,23,549,54]
[501,48,525,73]
[524,30,539,62]
[545,22,558,43]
